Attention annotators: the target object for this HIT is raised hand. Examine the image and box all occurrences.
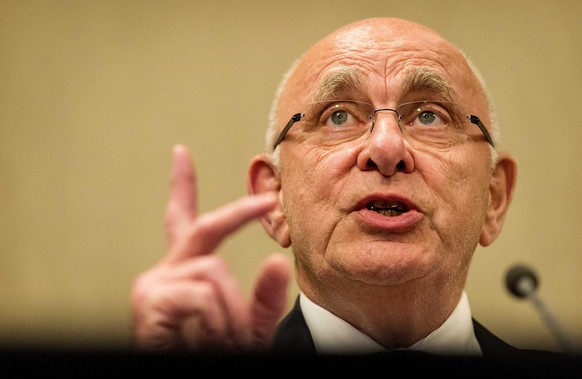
[130,145,290,353]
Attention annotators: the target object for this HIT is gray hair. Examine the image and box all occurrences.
[462,52,500,167]
[266,58,300,167]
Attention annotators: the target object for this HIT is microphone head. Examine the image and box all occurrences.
[505,264,539,299]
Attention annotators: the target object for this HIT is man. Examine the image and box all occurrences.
[131,17,553,358]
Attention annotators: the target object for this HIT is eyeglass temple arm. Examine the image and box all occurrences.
[468,115,495,147]
[273,113,304,149]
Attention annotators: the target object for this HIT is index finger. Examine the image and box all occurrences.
[165,192,278,264]
[165,144,198,243]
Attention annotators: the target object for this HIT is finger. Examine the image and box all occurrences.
[132,280,228,351]
[173,282,230,351]
[165,144,198,244]
[249,253,291,350]
[165,192,278,263]
[156,255,254,348]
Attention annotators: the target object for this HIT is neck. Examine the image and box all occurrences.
[298,274,466,349]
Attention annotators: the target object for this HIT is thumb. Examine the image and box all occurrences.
[249,253,291,350]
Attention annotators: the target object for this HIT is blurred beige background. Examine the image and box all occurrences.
[1,0,581,352]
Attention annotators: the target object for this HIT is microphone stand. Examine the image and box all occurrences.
[506,264,577,354]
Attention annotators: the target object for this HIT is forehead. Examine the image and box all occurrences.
[284,20,480,108]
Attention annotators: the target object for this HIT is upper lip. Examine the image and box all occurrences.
[355,193,418,213]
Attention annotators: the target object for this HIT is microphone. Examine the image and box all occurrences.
[505,264,576,353]
[505,264,539,298]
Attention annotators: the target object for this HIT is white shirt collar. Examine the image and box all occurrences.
[299,291,482,356]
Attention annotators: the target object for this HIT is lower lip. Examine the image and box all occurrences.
[356,208,423,233]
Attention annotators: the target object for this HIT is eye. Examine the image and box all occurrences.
[400,102,451,128]
[330,110,349,126]
[417,110,438,126]
[320,102,369,130]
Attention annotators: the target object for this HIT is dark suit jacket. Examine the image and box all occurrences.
[271,296,581,374]
[272,296,517,356]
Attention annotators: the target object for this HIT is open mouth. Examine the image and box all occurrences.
[366,200,408,217]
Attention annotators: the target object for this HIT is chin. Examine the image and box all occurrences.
[331,247,435,286]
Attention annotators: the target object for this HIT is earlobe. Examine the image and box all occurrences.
[479,153,518,246]
[248,154,291,247]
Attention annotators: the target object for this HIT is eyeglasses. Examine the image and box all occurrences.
[272,100,494,150]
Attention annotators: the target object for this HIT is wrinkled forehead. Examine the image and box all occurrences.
[281,20,483,112]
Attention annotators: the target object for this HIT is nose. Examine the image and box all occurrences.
[356,109,415,176]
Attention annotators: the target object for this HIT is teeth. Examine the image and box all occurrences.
[370,200,395,209]
[367,200,407,217]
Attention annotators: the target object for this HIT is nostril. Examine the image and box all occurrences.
[367,158,377,168]
[396,160,405,171]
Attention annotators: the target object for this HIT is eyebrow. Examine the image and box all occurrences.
[400,67,456,103]
[310,66,457,105]
[310,67,365,103]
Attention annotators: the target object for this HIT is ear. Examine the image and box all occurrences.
[479,153,518,246]
[247,153,291,247]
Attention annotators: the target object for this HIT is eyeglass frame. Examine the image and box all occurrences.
[272,105,495,150]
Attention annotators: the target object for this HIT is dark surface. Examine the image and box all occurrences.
[1,348,581,377]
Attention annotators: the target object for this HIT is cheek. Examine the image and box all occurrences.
[282,146,356,204]
[416,150,491,239]
[279,146,357,245]
[418,148,490,202]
